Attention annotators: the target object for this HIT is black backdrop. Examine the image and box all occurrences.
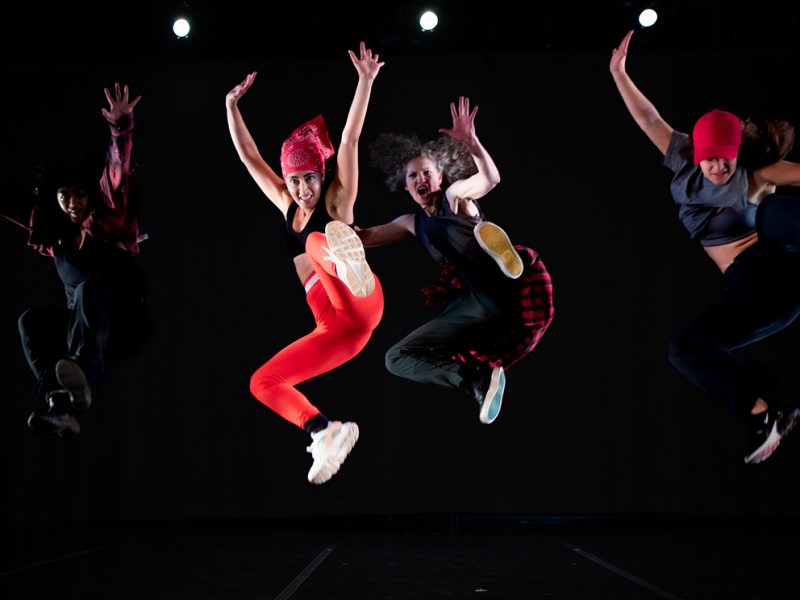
[3,35,800,522]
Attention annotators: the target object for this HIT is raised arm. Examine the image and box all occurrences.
[326,42,385,223]
[610,30,673,155]
[99,82,140,209]
[440,96,501,209]
[225,71,291,214]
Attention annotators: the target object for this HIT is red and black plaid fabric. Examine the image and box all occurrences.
[421,245,554,370]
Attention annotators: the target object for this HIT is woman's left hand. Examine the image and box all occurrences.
[348,41,384,82]
[439,95,478,145]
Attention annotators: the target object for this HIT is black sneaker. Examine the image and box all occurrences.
[46,389,71,413]
[744,407,800,465]
[55,358,92,411]
[27,409,81,437]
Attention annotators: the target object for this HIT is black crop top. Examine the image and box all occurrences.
[699,203,757,247]
[285,202,331,258]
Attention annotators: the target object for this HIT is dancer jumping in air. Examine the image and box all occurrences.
[359,96,554,425]
[0,82,150,437]
[611,29,800,464]
[225,42,384,484]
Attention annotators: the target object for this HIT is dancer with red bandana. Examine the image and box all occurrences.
[225,42,384,484]
[611,29,800,464]
[359,96,554,425]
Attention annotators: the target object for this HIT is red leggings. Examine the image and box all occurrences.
[250,231,383,429]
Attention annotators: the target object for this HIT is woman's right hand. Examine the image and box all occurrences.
[225,71,257,109]
[610,30,633,76]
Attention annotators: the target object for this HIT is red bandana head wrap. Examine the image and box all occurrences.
[279,114,335,179]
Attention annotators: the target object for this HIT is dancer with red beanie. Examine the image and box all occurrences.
[611,29,800,464]
[225,42,384,484]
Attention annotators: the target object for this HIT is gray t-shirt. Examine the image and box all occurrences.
[664,131,754,241]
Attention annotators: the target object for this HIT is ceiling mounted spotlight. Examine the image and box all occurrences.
[420,10,439,32]
[173,17,191,39]
[638,8,658,28]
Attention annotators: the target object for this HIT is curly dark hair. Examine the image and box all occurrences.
[33,143,105,207]
[679,115,795,170]
[369,132,477,192]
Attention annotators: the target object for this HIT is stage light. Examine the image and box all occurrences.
[420,10,438,32]
[173,17,191,39]
[638,8,658,27]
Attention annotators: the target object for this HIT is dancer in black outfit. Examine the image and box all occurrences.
[1,82,149,436]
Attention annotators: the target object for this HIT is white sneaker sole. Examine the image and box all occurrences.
[324,221,375,298]
[474,222,523,279]
[307,422,360,484]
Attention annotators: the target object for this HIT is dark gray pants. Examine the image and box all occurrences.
[385,289,509,394]
[386,215,517,395]
[18,280,150,399]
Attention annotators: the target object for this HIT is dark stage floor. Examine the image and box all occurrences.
[1,514,796,599]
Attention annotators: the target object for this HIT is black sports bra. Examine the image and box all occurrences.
[285,202,331,258]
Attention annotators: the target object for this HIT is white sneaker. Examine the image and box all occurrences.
[474,221,523,279]
[306,421,360,484]
[323,221,375,297]
[744,407,800,465]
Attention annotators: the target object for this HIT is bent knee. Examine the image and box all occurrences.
[249,367,284,398]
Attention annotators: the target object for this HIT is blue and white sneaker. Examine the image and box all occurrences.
[478,366,506,425]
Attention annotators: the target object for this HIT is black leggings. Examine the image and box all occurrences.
[667,194,800,417]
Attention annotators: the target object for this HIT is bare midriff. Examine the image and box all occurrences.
[294,254,314,284]
[703,231,759,273]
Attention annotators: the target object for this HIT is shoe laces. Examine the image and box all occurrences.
[306,422,341,456]
[321,245,343,268]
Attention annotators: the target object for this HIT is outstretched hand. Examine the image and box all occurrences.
[226,71,257,108]
[101,82,141,123]
[348,41,384,82]
[438,96,478,145]
[610,30,633,75]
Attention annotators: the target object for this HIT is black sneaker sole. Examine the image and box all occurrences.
[55,359,92,411]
